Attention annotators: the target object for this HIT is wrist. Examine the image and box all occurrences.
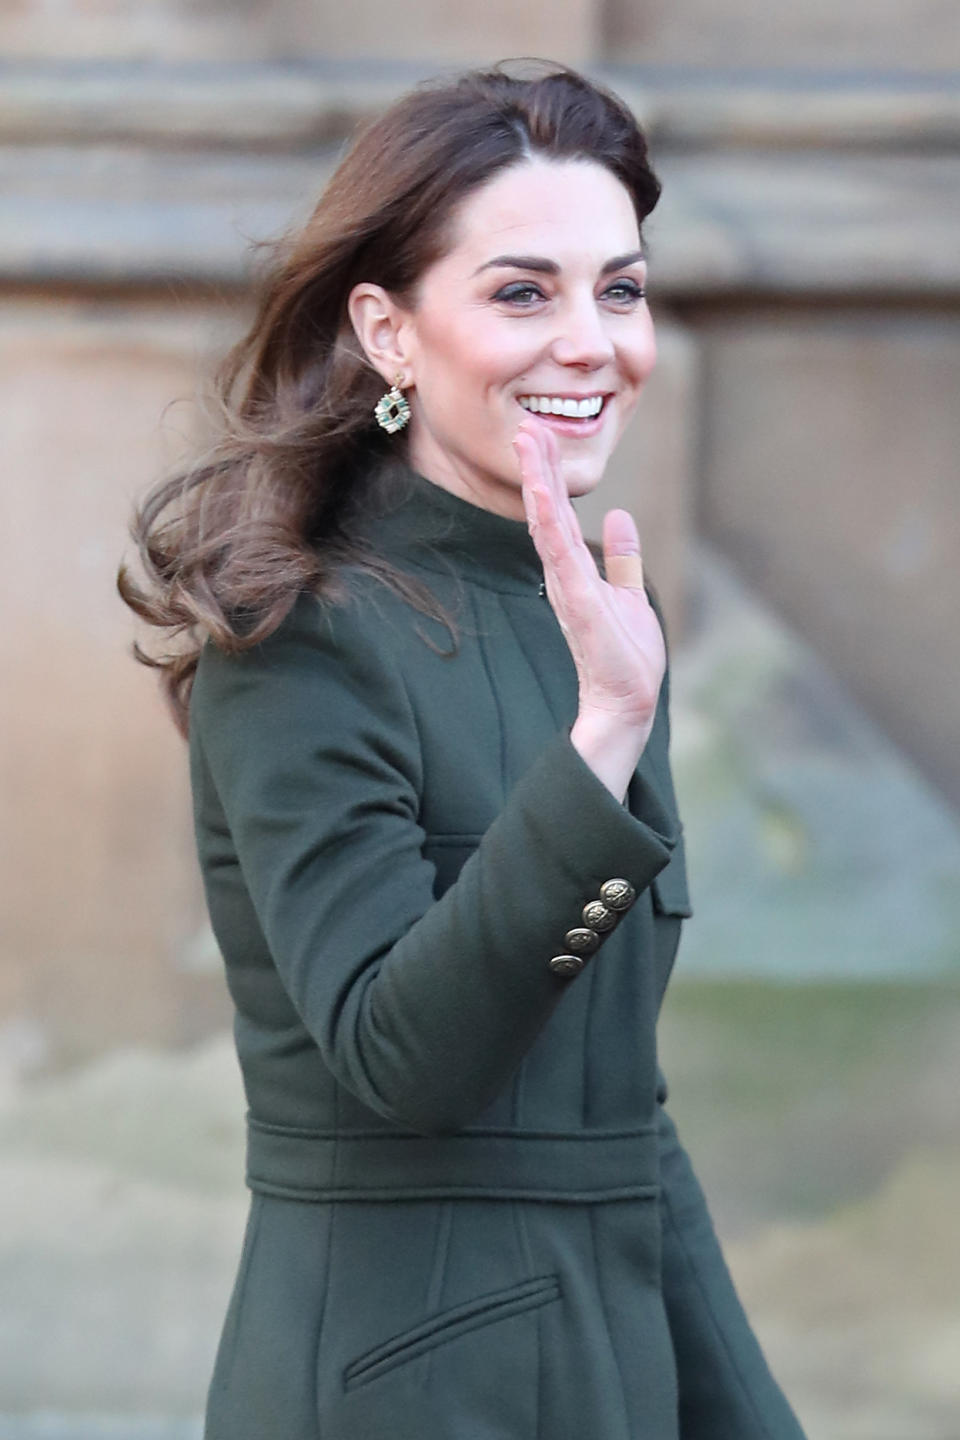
[576,700,655,745]
[570,706,654,803]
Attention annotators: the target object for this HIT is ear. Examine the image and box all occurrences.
[347,282,415,388]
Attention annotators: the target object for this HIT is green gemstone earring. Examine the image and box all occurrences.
[374,373,411,434]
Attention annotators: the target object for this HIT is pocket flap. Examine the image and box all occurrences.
[650,832,693,918]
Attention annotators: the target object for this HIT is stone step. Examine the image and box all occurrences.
[2,60,960,150]
[1,141,957,293]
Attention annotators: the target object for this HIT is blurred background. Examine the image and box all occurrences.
[1,2,959,1436]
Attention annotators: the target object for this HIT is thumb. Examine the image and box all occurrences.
[602,508,645,590]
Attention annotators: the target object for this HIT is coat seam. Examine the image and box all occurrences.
[501,596,569,730]
[661,1183,779,1440]
[469,588,508,795]
[535,1296,545,1440]
[588,1208,632,1437]
[313,1086,338,1434]
[419,1199,453,1392]
[223,1192,262,1386]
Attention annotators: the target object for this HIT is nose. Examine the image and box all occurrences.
[550,294,615,370]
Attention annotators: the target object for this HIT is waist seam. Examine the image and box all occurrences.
[245,1114,661,1204]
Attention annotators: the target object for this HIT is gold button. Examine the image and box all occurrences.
[599,878,636,912]
[548,953,585,978]
[564,926,601,956]
[582,900,617,932]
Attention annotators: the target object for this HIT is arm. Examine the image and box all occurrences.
[657,1095,809,1439]
[192,592,680,1136]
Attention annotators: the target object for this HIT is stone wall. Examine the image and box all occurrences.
[604,0,960,72]
[3,0,958,69]
[693,307,960,811]
[0,300,236,1063]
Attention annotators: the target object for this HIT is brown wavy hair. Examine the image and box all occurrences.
[118,60,662,732]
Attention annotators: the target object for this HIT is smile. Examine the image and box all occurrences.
[517,394,606,419]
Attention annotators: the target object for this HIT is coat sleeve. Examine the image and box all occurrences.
[191,591,681,1136]
[656,1095,809,1439]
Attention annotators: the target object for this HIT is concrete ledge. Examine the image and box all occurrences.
[2,62,958,293]
[2,142,957,295]
[0,60,409,150]
[2,61,960,150]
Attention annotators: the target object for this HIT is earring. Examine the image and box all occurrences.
[374,373,411,434]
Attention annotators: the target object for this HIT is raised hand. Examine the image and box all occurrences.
[513,419,666,801]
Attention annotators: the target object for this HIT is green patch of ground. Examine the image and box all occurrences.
[658,978,960,1233]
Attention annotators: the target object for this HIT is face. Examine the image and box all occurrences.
[353,157,657,520]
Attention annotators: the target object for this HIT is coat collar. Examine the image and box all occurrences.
[352,455,546,596]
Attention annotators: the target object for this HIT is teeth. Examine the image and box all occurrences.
[518,395,604,418]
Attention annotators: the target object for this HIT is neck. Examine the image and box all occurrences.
[406,431,526,522]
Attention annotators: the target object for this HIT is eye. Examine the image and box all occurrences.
[492,282,546,306]
[603,278,646,304]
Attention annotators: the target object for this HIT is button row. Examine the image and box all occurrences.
[548,878,637,977]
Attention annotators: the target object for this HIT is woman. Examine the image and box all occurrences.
[121,62,807,1440]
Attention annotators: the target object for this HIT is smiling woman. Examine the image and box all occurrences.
[118,61,808,1440]
[347,159,655,515]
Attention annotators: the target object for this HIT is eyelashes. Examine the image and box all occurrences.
[492,279,646,307]
[605,280,647,303]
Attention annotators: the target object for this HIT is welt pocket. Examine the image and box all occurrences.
[650,832,693,918]
[343,1273,561,1392]
[423,832,484,848]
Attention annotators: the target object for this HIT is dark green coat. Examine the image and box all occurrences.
[190,457,807,1440]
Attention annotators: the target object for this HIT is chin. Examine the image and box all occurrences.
[563,462,606,498]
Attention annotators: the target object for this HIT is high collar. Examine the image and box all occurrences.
[352,455,545,596]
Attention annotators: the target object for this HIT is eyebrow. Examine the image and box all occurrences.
[473,250,646,278]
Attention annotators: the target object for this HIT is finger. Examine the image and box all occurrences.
[513,426,549,530]
[529,423,602,586]
[515,422,568,535]
[602,508,645,590]
[540,425,588,554]
[515,427,604,616]
[515,423,580,574]
[514,428,567,568]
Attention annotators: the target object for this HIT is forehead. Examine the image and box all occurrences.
[444,158,640,269]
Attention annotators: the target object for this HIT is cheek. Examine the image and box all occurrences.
[420,313,534,400]
[623,321,657,389]
[463,329,534,397]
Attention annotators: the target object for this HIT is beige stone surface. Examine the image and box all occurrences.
[4,0,958,70]
[0,298,240,1063]
[5,142,958,298]
[0,0,598,64]
[0,63,406,148]
[693,308,960,811]
[604,0,960,72]
[647,151,960,298]
[4,63,960,153]
[638,78,960,150]
[575,314,696,641]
